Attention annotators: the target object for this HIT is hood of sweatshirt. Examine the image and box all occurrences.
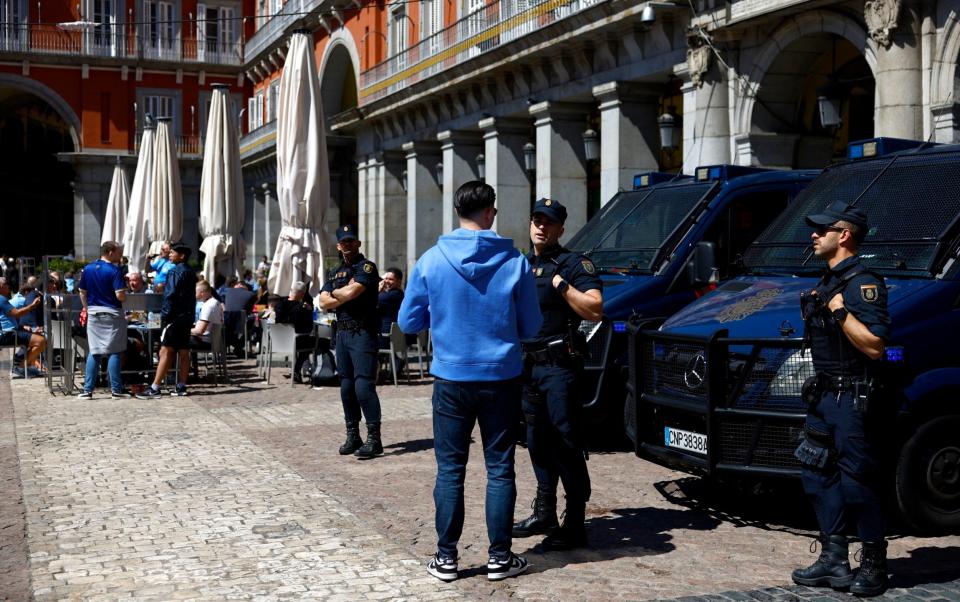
[436,229,517,281]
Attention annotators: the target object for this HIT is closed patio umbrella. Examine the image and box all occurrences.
[268,28,330,298]
[122,125,156,273]
[148,117,183,257]
[101,158,130,245]
[199,83,245,283]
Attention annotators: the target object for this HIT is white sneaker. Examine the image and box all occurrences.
[76,390,93,400]
[426,553,458,582]
[487,553,528,581]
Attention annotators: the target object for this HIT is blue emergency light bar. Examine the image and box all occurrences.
[885,346,906,363]
[633,172,687,189]
[694,165,770,183]
[846,138,931,160]
[612,321,628,333]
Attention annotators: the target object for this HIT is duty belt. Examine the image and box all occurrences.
[337,320,365,333]
[820,375,864,392]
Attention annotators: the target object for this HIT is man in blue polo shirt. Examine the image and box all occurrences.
[149,241,173,292]
[77,241,129,399]
[0,276,44,376]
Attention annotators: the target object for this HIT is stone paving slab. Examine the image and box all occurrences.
[3,359,959,601]
[8,374,459,601]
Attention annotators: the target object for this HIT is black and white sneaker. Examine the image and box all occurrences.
[487,553,528,581]
[76,390,93,400]
[426,553,458,582]
[136,386,164,400]
[111,389,132,399]
[172,384,188,397]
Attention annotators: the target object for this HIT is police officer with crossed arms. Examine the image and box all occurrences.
[319,225,384,460]
[512,198,603,550]
[793,202,891,597]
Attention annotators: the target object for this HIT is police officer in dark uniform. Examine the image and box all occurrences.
[792,202,891,597]
[319,225,384,459]
[512,198,603,550]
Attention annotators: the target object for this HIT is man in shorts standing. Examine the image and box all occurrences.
[137,243,198,398]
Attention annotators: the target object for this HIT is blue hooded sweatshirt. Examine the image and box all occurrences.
[398,228,542,382]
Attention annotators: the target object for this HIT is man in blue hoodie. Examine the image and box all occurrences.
[399,181,542,583]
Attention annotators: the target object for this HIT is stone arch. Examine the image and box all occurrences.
[735,10,878,139]
[319,29,361,121]
[930,8,960,108]
[0,72,81,150]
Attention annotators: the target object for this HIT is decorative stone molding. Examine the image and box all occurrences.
[865,0,901,48]
[686,26,713,88]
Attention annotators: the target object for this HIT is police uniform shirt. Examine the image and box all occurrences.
[524,245,602,344]
[322,254,380,330]
[809,255,890,376]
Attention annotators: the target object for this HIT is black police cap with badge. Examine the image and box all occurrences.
[804,201,869,231]
[532,198,567,225]
[336,224,359,242]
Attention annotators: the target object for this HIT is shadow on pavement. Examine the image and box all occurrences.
[888,546,960,587]
[519,506,722,573]
[383,438,434,456]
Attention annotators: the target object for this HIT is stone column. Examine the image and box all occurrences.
[375,151,407,271]
[680,61,731,172]
[593,81,661,206]
[246,185,260,268]
[403,141,442,276]
[73,180,103,260]
[479,116,532,248]
[529,101,591,235]
[438,130,483,234]
[262,182,281,260]
[181,167,200,254]
[873,1,923,139]
[357,156,376,261]
[365,157,380,260]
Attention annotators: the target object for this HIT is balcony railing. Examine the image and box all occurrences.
[239,119,278,161]
[134,131,203,157]
[359,0,603,103]
[245,0,332,62]
[0,23,242,65]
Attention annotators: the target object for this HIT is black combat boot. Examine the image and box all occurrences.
[850,541,888,597]
[512,488,559,538]
[541,499,588,551]
[354,422,383,459]
[791,533,854,588]
[338,422,364,455]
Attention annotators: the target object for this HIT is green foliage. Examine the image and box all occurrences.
[45,258,86,275]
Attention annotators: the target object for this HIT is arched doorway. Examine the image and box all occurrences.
[320,42,359,230]
[750,34,874,169]
[0,86,76,256]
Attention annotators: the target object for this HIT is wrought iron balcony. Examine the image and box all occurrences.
[0,23,242,66]
[134,131,203,157]
[359,0,604,103]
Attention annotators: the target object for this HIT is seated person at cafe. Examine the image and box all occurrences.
[223,279,256,356]
[126,271,153,294]
[377,267,404,339]
[190,281,223,350]
[275,281,316,383]
[0,276,46,376]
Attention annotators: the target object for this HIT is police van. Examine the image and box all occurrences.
[628,138,960,531]
[567,166,819,430]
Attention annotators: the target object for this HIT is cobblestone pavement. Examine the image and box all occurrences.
[2,358,959,601]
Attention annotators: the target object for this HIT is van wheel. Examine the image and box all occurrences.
[896,416,960,532]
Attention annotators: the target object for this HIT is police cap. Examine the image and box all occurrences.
[336,224,359,242]
[531,198,567,225]
[805,201,868,231]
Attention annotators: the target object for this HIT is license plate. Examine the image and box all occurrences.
[664,426,708,455]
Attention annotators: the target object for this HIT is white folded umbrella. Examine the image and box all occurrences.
[101,159,130,245]
[199,84,245,283]
[148,117,184,257]
[268,29,330,298]
[122,126,156,274]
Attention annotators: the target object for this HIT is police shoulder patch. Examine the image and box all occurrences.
[534,267,544,277]
[860,283,878,303]
[581,259,596,274]
[363,262,373,274]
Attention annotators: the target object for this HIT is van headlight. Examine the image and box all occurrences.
[767,350,815,397]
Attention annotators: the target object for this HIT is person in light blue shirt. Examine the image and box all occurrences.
[399,181,541,583]
[0,276,45,376]
[150,241,174,290]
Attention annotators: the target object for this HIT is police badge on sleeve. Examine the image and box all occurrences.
[363,263,373,273]
[860,284,879,303]
[581,259,595,274]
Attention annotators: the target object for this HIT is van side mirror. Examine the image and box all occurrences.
[688,241,718,288]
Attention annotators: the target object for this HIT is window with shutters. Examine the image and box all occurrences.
[0,0,27,50]
[421,0,441,56]
[137,88,182,139]
[142,0,177,60]
[88,0,120,56]
[196,3,237,63]
[388,2,408,71]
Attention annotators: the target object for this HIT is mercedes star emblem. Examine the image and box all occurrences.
[684,353,706,389]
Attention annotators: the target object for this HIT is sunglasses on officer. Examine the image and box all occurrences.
[813,224,846,236]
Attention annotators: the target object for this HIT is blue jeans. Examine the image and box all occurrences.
[84,353,123,393]
[335,329,382,425]
[432,377,521,561]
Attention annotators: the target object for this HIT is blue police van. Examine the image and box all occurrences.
[628,138,960,531]
[566,166,819,429]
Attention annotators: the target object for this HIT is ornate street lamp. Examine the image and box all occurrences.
[401,169,408,192]
[658,112,678,150]
[435,162,443,185]
[523,142,536,174]
[582,128,599,162]
[817,80,843,129]
[476,153,485,181]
